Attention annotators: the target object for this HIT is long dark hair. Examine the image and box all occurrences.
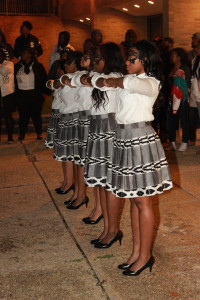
[58,31,70,48]
[131,40,161,81]
[92,42,126,110]
[60,51,83,73]
[171,47,190,68]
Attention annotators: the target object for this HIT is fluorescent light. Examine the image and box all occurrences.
[148,1,154,4]
[123,8,128,11]
[134,4,140,8]
[86,17,90,21]
[79,19,84,22]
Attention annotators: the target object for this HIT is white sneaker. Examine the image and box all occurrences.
[178,142,187,152]
[166,142,176,151]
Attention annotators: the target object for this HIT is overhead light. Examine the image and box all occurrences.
[134,4,140,8]
[123,8,128,11]
[148,1,154,4]
[79,19,84,22]
[86,17,90,21]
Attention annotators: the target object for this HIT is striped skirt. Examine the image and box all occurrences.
[54,112,79,162]
[75,110,91,167]
[106,121,173,198]
[84,113,116,187]
[44,109,61,149]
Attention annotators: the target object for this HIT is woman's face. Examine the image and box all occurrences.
[126,47,144,75]
[64,61,77,73]
[92,49,105,73]
[170,51,180,64]
[81,55,91,69]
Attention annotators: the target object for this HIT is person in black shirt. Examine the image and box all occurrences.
[14,21,43,59]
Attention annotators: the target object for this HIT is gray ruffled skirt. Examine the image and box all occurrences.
[84,113,116,187]
[44,109,61,149]
[106,121,173,198]
[54,112,79,162]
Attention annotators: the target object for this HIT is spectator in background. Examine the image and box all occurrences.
[167,48,191,152]
[50,31,75,67]
[0,50,15,143]
[121,29,137,57]
[0,30,14,61]
[188,32,200,64]
[14,48,47,141]
[91,29,103,47]
[48,50,69,80]
[83,38,94,54]
[188,44,200,145]
[14,21,43,59]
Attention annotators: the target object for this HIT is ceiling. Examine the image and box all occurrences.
[113,0,163,17]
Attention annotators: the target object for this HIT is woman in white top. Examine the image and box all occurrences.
[80,43,126,244]
[95,41,173,276]
[15,48,47,140]
[50,31,75,67]
[0,50,15,143]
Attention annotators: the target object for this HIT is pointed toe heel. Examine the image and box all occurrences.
[67,196,89,210]
[122,256,155,276]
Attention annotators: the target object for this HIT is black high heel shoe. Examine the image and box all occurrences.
[56,184,74,195]
[90,238,102,245]
[122,256,155,276]
[84,215,103,225]
[67,196,89,210]
[82,217,91,222]
[94,231,123,249]
[118,261,136,270]
[64,199,74,206]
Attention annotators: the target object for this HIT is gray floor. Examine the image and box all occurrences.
[1,132,200,300]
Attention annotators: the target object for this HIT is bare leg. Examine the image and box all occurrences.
[61,161,74,190]
[68,163,78,201]
[124,199,140,264]
[129,196,155,271]
[90,187,102,220]
[100,191,121,244]
[72,165,86,206]
[95,187,108,240]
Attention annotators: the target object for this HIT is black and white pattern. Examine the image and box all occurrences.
[75,110,91,167]
[45,109,61,149]
[106,122,173,198]
[54,112,79,162]
[84,113,116,187]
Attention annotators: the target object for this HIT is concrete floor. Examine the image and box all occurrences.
[0,132,200,300]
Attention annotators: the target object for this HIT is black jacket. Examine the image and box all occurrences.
[14,34,43,59]
[14,60,49,95]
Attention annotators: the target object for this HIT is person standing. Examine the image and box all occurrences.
[0,30,14,61]
[14,21,43,59]
[0,50,15,143]
[14,48,47,140]
[49,31,75,67]
[188,32,200,64]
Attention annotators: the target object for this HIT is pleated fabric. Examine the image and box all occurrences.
[84,113,116,187]
[75,110,91,167]
[54,112,79,162]
[44,109,61,149]
[106,121,173,198]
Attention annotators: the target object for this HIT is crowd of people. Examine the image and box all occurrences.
[0,20,200,276]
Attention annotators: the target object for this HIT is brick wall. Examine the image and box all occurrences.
[93,8,147,44]
[168,0,200,49]
[0,16,90,71]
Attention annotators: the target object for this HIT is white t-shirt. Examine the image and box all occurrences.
[0,60,15,97]
[71,70,96,112]
[16,64,35,90]
[91,72,122,115]
[116,73,160,124]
